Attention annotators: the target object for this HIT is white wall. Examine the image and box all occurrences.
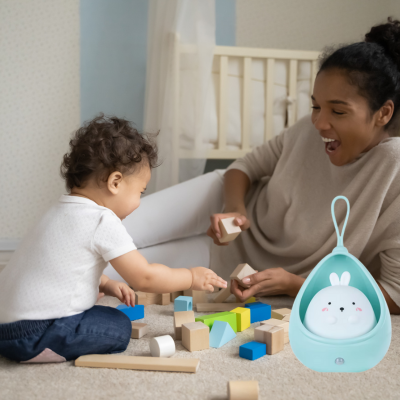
[0,1,80,245]
[237,0,399,51]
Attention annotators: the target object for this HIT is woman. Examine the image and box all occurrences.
[115,18,400,314]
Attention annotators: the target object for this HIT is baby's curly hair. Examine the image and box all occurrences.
[60,114,158,191]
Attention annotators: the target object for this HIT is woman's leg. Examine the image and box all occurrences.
[0,306,131,362]
[123,170,225,248]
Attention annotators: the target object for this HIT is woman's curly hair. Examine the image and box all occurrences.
[60,114,159,191]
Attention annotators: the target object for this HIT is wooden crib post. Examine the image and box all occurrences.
[310,60,318,109]
[218,56,228,151]
[242,57,252,151]
[288,59,298,127]
[265,58,275,142]
[172,33,181,185]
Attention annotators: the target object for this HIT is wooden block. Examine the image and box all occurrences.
[182,321,209,352]
[218,217,241,243]
[210,320,236,348]
[135,291,150,306]
[228,381,259,400]
[117,304,144,320]
[174,296,193,311]
[184,289,207,305]
[260,318,289,344]
[150,335,175,357]
[135,292,171,306]
[212,284,231,303]
[160,293,170,305]
[245,297,257,304]
[265,326,284,355]
[131,322,148,339]
[174,311,195,340]
[254,325,284,355]
[196,303,245,312]
[230,263,257,288]
[135,292,158,306]
[171,291,184,302]
[75,354,199,373]
[282,314,290,322]
[271,308,291,320]
[230,307,251,332]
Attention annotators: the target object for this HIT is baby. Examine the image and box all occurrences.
[0,115,227,363]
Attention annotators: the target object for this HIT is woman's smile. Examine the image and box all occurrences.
[322,136,341,155]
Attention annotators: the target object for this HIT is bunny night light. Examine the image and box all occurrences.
[304,271,377,339]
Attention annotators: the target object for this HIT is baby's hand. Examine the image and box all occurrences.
[190,267,227,292]
[102,280,136,307]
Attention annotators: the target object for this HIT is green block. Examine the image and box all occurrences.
[195,312,237,333]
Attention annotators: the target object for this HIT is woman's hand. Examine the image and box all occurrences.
[190,267,228,292]
[231,268,305,300]
[207,211,251,246]
[101,279,136,307]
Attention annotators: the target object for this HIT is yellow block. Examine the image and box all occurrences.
[230,307,251,332]
[245,297,256,304]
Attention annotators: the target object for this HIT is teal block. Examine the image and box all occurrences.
[174,296,193,311]
[210,320,236,348]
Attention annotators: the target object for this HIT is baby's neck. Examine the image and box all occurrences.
[69,185,107,208]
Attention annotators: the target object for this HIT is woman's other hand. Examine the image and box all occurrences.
[190,267,228,292]
[102,279,136,307]
[231,268,306,300]
[207,211,250,246]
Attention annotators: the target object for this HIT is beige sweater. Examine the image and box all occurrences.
[210,116,400,307]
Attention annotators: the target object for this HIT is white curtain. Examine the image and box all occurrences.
[144,0,215,193]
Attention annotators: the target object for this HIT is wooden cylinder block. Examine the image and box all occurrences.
[228,381,259,400]
[150,335,175,357]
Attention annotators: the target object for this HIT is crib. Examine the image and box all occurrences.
[172,40,321,183]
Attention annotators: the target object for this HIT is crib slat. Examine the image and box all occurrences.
[242,57,252,151]
[310,59,318,109]
[172,34,180,185]
[218,56,228,151]
[265,58,275,142]
[288,59,298,127]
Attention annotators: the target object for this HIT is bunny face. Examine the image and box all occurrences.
[304,272,377,339]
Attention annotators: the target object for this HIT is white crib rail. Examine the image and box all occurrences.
[174,44,321,183]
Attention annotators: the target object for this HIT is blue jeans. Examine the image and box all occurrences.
[0,306,132,362]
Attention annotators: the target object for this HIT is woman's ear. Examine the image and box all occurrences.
[376,100,394,127]
[107,171,123,195]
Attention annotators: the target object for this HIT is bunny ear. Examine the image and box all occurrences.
[340,271,351,286]
[330,273,340,286]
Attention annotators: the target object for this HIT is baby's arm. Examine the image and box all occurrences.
[110,250,227,293]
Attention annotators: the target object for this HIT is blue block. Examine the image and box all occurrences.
[239,341,267,361]
[174,296,193,311]
[210,320,236,348]
[245,302,271,323]
[116,304,144,321]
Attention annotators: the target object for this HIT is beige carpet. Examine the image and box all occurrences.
[1,293,399,400]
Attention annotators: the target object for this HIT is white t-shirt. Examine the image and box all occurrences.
[0,195,136,323]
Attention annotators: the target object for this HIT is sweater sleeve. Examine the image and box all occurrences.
[226,128,287,183]
[378,249,400,308]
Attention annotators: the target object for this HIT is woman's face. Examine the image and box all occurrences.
[311,69,390,166]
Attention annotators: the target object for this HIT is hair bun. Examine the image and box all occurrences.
[365,17,400,69]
